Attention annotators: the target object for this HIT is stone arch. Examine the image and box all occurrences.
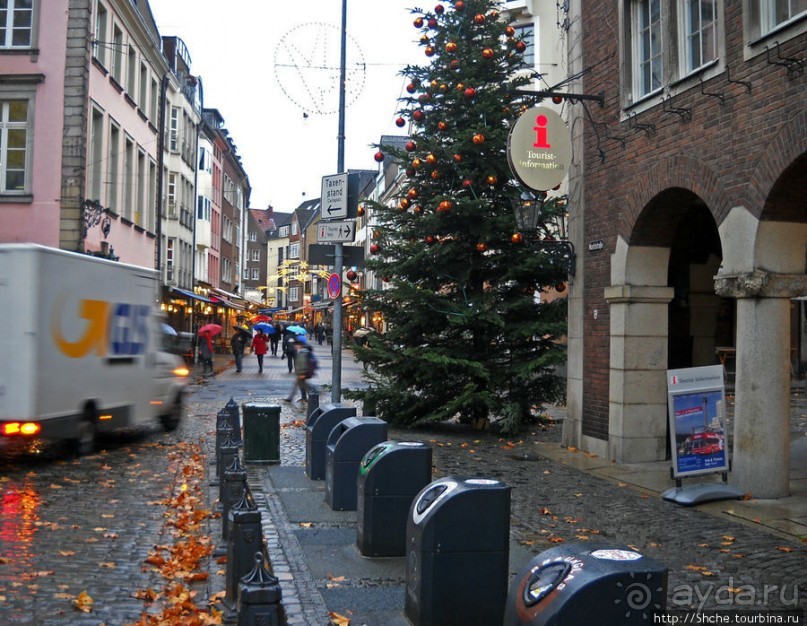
[618,155,732,243]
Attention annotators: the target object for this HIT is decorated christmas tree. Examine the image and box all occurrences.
[353,0,569,433]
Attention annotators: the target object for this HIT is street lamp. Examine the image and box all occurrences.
[513,191,576,277]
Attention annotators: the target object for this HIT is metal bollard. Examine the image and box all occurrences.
[237,552,283,626]
[217,432,240,510]
[214,455,248,557]
[211,417,233,485]
[306,389,320,421]
[221,492,264,619]
[225,397,242,444]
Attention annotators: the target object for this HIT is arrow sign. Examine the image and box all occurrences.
[320,173,348,220]
[317,220,356,243]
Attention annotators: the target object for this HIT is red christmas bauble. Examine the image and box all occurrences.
[473,13,485,24]
[395,117,406,127]
[552,95,563,105]
[370,243,381,254]
[418,93,430,104]
[405,141,417,152]
[453,153,463,163]
[425,154,437,166]
[412,158,422,169]
[357,205,366,216]
[414,17,424,28]
[450,59,461,70]
[472,133,485,145]
[445,41,457,53]
[486,175,498,186]
[437,200,452,212]
[374,151,384,163]
[462,178,473,188]
[515,40,527,53]
[505,26,515,37]
[425,46,435,57]
[511,232,524,244]
[399,198,411,209]
[346,270,358,281]
[414,204,424,213]
[482,48,494,60]
[425,236,436,245]
[428,17,438,28]
[435,4,445,14]
[476,242,488,252]
[430,169,441,180]
[406,82,417,94]
[455,0,465,10]
[413,109,426,122]
[437,121,448,131]
[463,87,476,99]
[406,167,416,177]
[407,188,419,199]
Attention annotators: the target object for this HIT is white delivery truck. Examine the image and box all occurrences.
[0,244,189,453]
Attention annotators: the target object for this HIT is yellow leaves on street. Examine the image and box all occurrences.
[300,522,315,528]
[329,611,351,625]
[776,546,797,552]
[685,564,715,576]
[71,590,94,613]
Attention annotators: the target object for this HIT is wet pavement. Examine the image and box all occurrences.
[0,344,805,625]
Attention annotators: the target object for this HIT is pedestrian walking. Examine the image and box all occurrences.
[251,328,269,373]
[285,336,312,403]
[230,326,250,373]
[283,333,297,373]
[270,322,281,356]
[198,331,215,376]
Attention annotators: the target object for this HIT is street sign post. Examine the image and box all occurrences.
[321,173,349,220]
[318,220,355,243]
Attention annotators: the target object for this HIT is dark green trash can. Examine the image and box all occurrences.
[242,403,281,463]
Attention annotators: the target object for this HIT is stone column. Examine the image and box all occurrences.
[716,271,802,498]
[605,285,674,463]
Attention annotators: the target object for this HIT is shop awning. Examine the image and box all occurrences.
[171,287,213,303]
[209,295,245,310]
[209,288,247,310]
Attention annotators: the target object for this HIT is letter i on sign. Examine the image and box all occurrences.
[533,115,551,149]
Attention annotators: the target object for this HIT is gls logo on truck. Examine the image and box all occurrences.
[52,299,150,358]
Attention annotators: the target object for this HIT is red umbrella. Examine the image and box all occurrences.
[198,323,223,337]
[251,315,272,324]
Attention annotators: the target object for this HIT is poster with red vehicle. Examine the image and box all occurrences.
[667,365,729,478]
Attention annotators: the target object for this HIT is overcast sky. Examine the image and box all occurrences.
[149,0,421,211]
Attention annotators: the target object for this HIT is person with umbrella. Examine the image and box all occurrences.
[285,335,312,404]
[270,322,282,356]
[251,327,269,373]
[197,323,222,376]
[230,325,250,373]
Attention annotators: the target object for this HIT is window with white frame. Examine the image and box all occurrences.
[197,195,211,221]
[223,216,232,243]
[513,24,535,70]
[167,171,177,214]
[108,121,120,209]
[88,107,104,202]
[633,0,663,98]
[250,231,257,242]
[289,286,300,302]
[0,96,31,193]
[170,107,179,152]
[681,0,718,72]
[166,238,175,283]
[251,268,259,280]
[252,249,260,262]
[289,242,300,259]
[291,221,298,236]
[279,225,289,237]
[93,3,107,65]
[111,23,123,83]
[1,0,33,49]
[755,0,807,34]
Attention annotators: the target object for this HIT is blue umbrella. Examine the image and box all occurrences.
[161,323,178,336]
[286,325,307,335]
[253,322,275,334]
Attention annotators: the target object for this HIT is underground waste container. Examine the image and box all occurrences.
[304,404,357,480]
[405,476,511,626]
[324,416,387,511]
[357,441,432,557]
[241,403,280,463]
[503,543,668,625]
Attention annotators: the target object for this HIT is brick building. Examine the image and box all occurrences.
[563,1,806,498]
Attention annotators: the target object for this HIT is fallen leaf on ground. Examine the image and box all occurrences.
[71,591,94,612]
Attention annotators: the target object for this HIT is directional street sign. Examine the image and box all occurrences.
[321,173,349,220]
[317,220,355,243]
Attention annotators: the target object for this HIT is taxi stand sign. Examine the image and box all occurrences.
[507,106,572,192]
[662,365,744,506]
[321,173,349,220]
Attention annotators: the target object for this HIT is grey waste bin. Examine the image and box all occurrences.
[357,441,432,557]
[503,544,667,625]
[241,403,281,463]
[324,417,388,511]
[405,476,511,626]
[304,404,357,480]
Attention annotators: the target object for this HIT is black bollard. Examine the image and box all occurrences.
[237,552,283,626]
[212,409,231,466]
[214,456,248,557]
[225,397,242,445]
[217,431,240,510]
[212,420,234,486]
[306,390,320,422]
[221,492,263,620]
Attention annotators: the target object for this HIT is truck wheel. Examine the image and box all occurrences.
[160,393,183,432]
[72,415,97,456]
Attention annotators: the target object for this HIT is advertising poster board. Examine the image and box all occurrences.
[667,365,729,478]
